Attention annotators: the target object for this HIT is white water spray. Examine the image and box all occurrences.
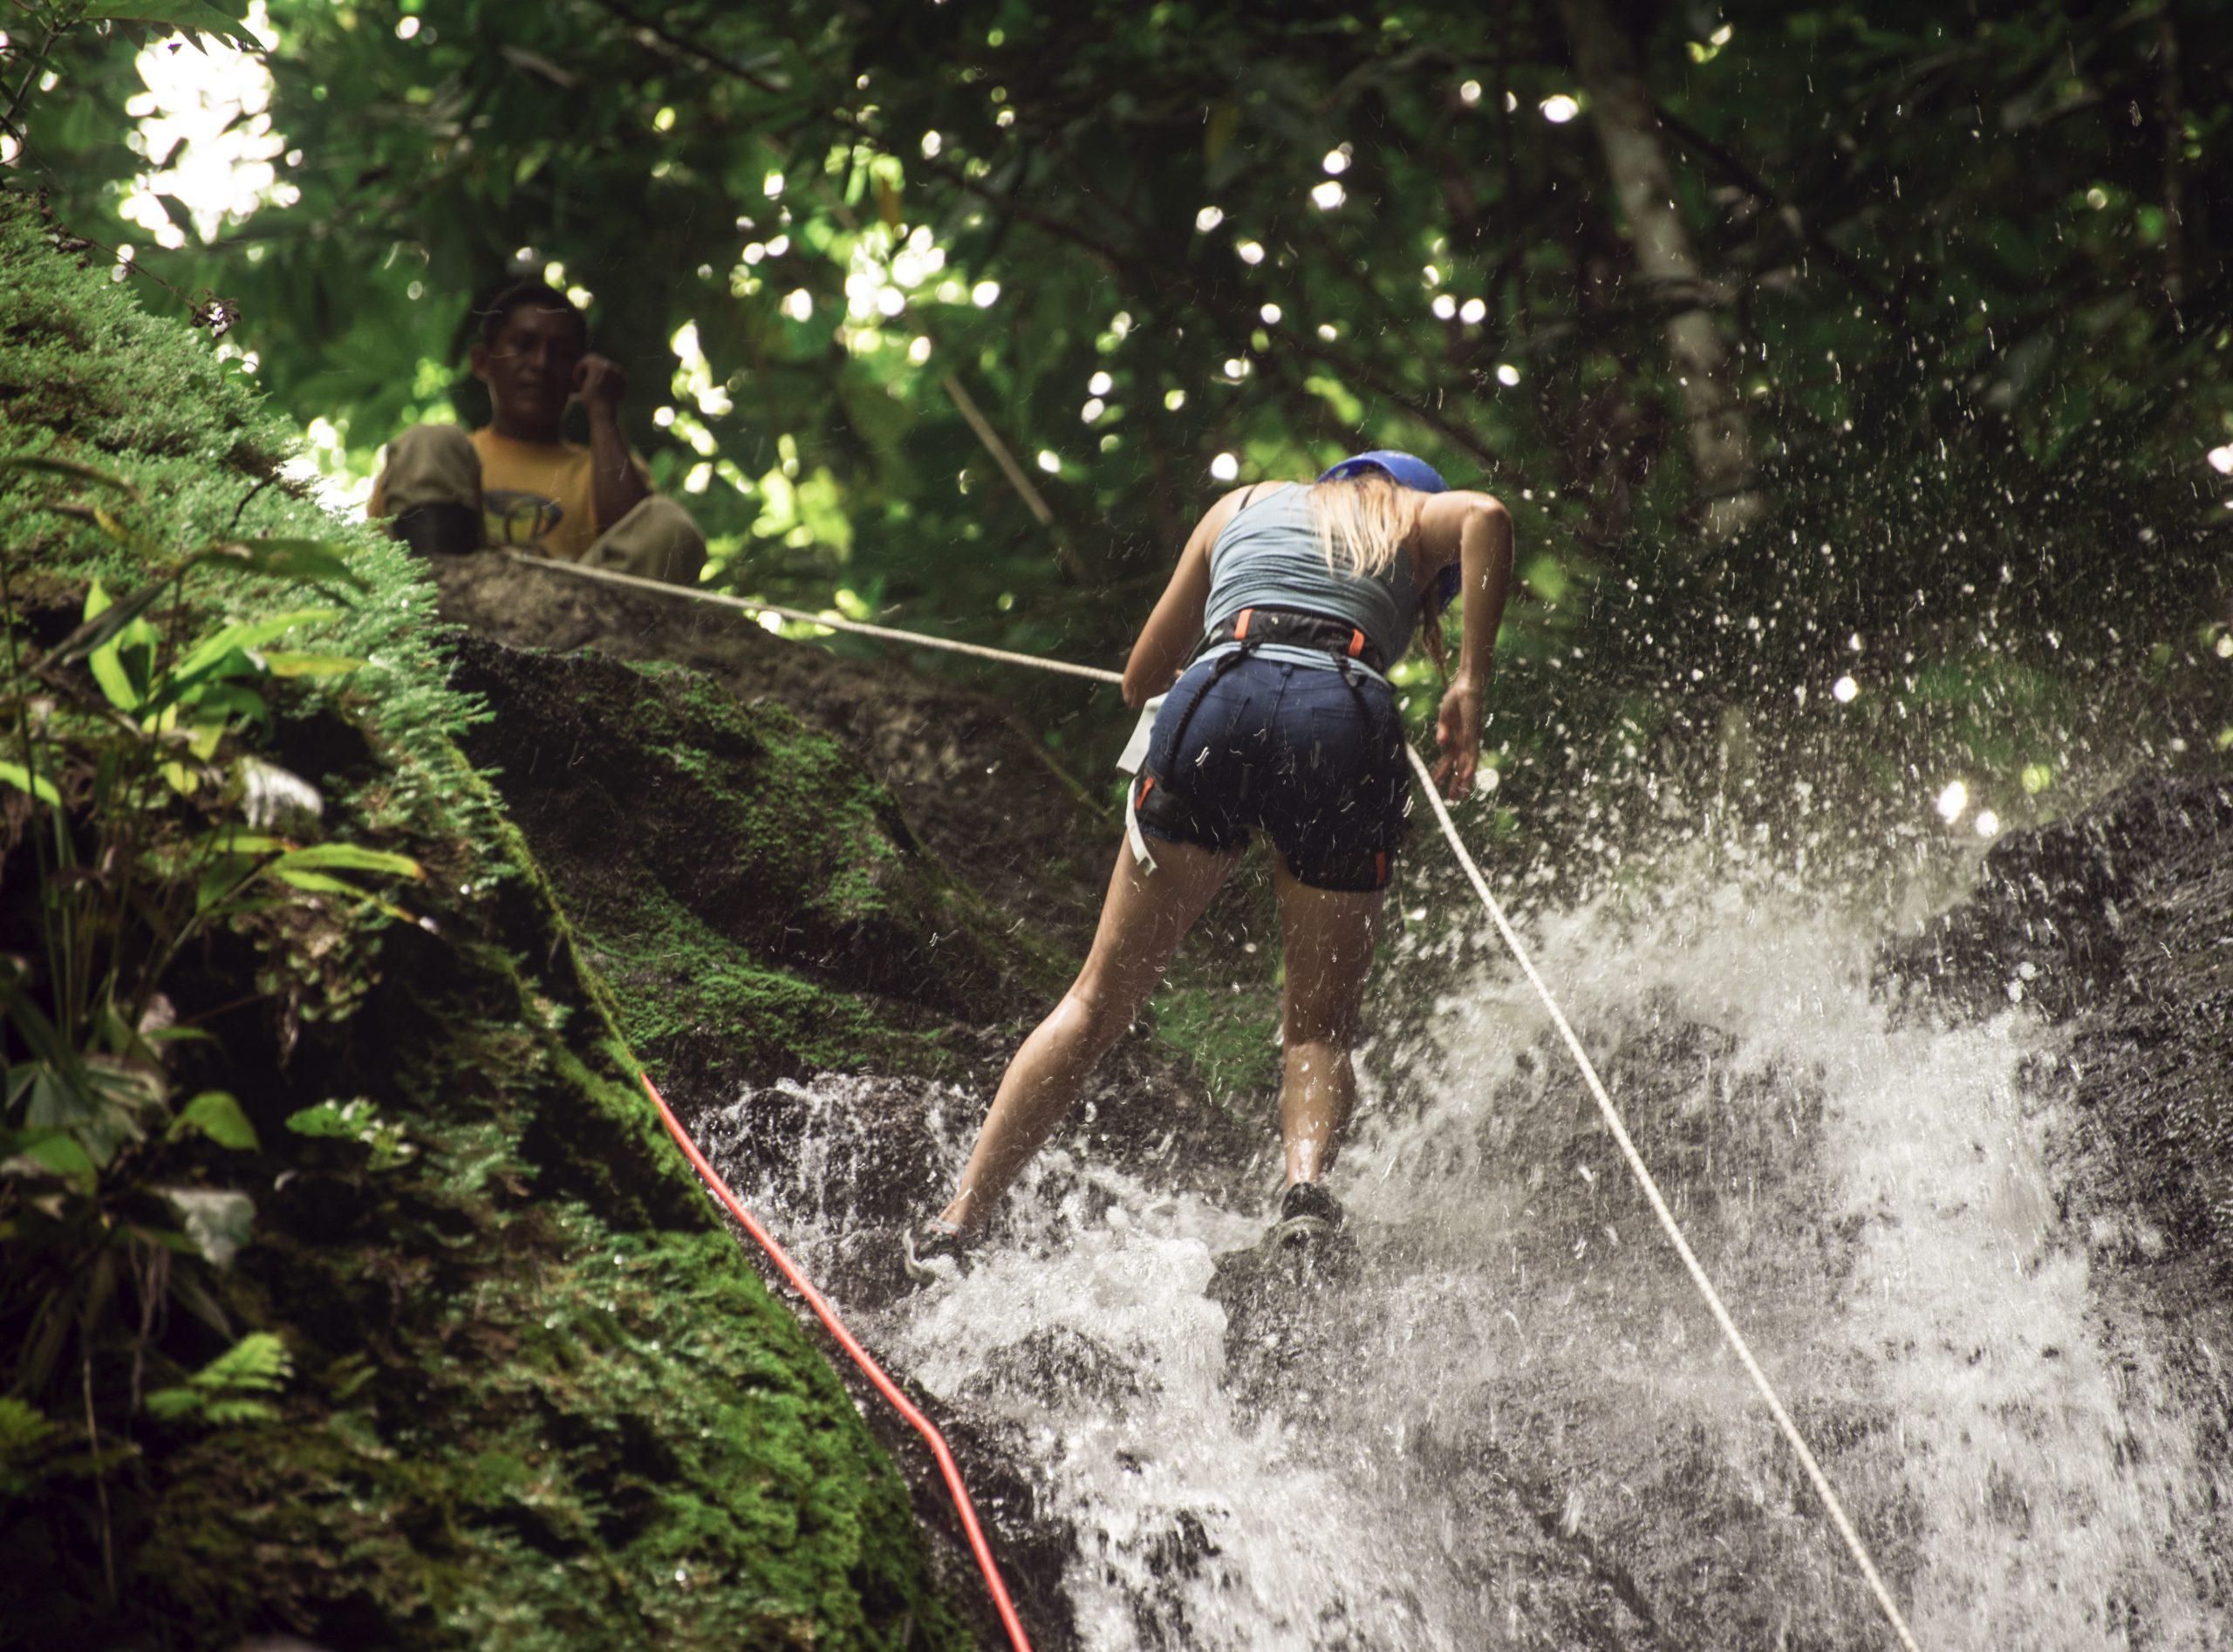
[710,874,2227,1649]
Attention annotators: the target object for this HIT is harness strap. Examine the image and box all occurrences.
[1186,604,1390,676]
[1124,775,1159,874]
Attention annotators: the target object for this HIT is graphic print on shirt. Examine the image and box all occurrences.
[482,488,566,551]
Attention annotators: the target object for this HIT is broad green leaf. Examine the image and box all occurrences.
[45,580,173,670]
[269,867,367,898]
[270,866,417,924]
[273,843,422,878]
[284,1100,358,1139]
[0,762,60,806]
[205,538,369,592]
[186,720,227,761]
[171,609,342,681]
[11,1131,96,1191]
[169,1091,259,1152]
[186,683,270,731]
[0,455,144,502]
[88,2,263,54]
[19,1066,95,1135]
[88,620,146,712]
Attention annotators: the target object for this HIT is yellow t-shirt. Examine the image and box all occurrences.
[469,429,606,563]
[370,427,647,563]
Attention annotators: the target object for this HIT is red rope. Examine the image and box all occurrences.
[638,1074,1036,1652]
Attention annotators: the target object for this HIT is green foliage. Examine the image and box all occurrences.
[85,3,262,56]
[450,638,1044,1094]
[0,1396,63,1493]
[144,1330,291,1427]
[8,0,2224,822]
[168,1090,256,1150]
[0,1392,121,1500]
[283,1095,413,1167]
[0,186,965,1649]
[0,453,428,1405]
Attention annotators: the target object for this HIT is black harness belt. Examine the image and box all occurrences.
[1187,604,1388,677]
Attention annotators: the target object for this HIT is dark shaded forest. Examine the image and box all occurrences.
[15,0,2233,803]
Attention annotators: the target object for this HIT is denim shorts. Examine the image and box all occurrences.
[1133,652,1410,891]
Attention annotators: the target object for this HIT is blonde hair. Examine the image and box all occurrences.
[1309,469,1410,579]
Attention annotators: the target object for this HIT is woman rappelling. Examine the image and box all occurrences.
[907,451,1513,1279]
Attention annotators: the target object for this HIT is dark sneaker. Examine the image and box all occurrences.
[1265,1180,1345,1249]
[390,502,482,558]
[902,1219,980,1284]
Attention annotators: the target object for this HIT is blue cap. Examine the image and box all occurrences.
[1316,449,1449,494]
[1315,450,1461,606]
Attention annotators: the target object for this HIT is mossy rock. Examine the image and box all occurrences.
[450,633,1048,1097]
[0,184,972,1648]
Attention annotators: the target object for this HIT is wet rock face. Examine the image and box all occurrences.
[1876,778,2233,1023]
[1880,776,2233,1270]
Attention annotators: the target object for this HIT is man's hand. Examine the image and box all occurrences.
[1431,675,1485,802]
[573,352,627,416]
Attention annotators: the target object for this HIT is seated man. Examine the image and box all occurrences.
[369,279,706,586]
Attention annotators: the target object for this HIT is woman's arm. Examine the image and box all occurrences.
[1414,491,1513,800]
[1119,485,1260,708]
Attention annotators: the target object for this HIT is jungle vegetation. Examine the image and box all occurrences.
[8,0,2228,812]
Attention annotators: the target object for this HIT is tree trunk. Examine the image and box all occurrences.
[1556,0,1764,541]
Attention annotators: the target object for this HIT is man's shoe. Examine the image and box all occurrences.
[390,502,482,558]
[1265,1180,1345,1249]
[901,1219,980,1284]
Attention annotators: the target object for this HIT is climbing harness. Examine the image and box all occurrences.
[1192,602,1390,678]
[1116,605,1396,878]
[503,553,1924,1652]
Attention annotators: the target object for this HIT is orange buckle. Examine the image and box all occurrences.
[1349,628,1365,657]
[1234,607,1253,640]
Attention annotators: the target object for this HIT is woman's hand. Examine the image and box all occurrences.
[1431,675,1484,802]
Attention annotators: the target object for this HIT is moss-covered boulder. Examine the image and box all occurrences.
[448,634,1044,1098]
[0,187,973,1647]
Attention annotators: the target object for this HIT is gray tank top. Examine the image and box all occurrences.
[1201,483,1419,672]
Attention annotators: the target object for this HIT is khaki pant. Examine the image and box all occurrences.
[380,423,707,587]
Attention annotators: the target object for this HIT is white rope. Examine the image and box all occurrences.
[502,552,1127,686]
[1403,744,1922,1652]
[496,551,1920,1649]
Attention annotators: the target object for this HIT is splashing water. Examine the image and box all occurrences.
[706,870,2227,1649]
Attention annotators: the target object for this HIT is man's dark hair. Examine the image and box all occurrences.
[475,278,588,352]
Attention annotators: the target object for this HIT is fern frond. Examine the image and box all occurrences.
[145,1332,293,1427]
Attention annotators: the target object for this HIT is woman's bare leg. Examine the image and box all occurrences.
[938,836,1237,1232]
[1272,863,1383,1186]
